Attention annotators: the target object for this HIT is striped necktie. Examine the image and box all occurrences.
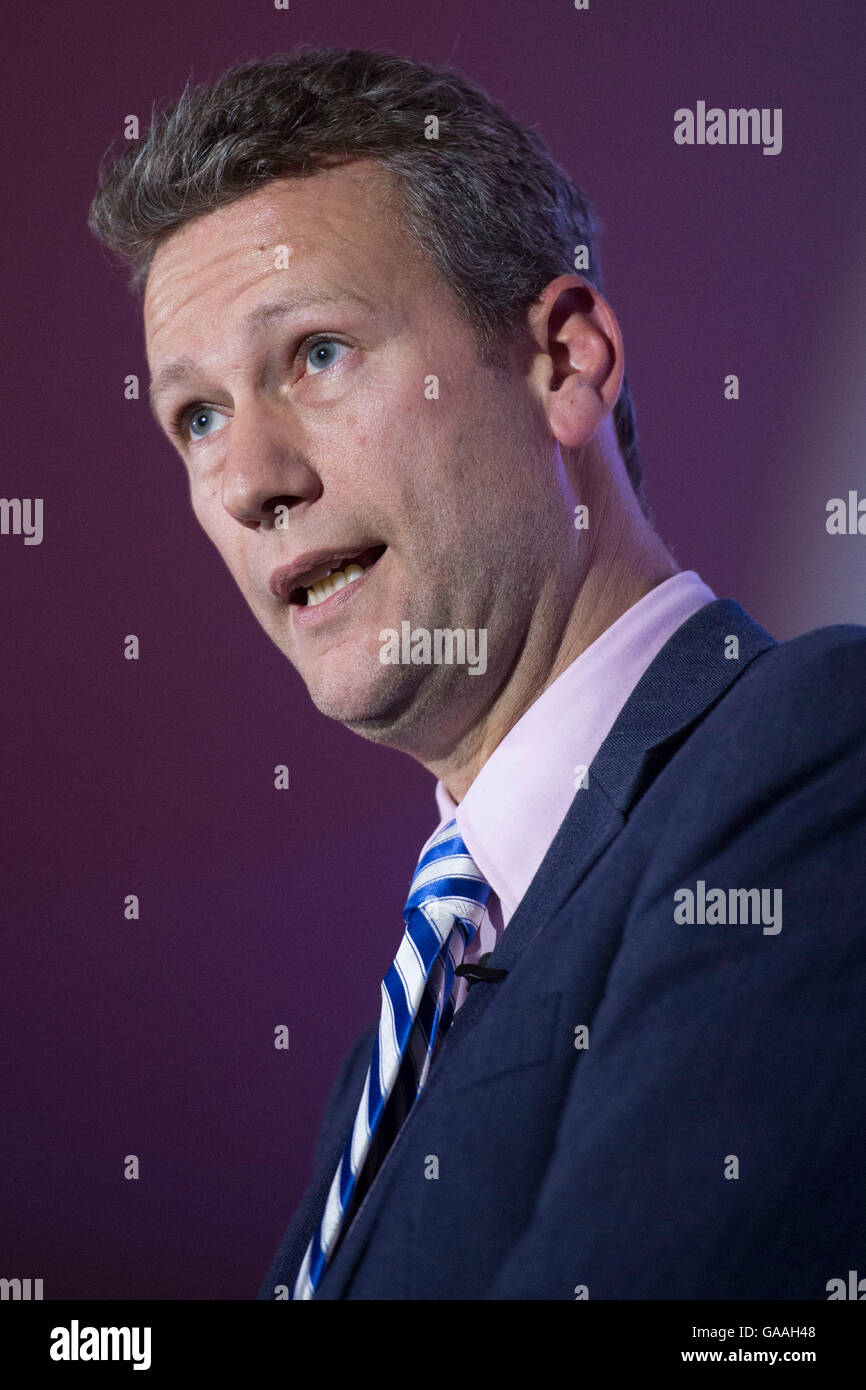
[292,818,491,1300]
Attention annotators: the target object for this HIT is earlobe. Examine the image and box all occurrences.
[531,274,624,449]
[546,373,605,449]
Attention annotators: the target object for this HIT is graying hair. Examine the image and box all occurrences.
[89,46,644,509]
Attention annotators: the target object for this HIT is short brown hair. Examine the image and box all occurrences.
[89,45,644,509]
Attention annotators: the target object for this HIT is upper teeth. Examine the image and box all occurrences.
[305,561,367,606]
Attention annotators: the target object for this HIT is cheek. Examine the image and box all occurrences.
[190,495,218,547]
[189,486,243,572]
[188,472,221,526]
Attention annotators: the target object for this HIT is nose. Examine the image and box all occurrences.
[219,399,323,527]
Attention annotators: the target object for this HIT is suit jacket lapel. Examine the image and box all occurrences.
[315,596,776,1297]
[486,597,776,977]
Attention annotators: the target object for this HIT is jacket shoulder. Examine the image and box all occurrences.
[712,619,866,742]
[742,620,866,692]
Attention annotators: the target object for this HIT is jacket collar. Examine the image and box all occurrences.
[316,596,776,1298]
[485,597,776,974]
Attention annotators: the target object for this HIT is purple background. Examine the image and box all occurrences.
[2,0,864,1298]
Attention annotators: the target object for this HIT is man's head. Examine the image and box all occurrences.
[89,47,661,774]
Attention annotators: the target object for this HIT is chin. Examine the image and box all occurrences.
[307,662,425,736]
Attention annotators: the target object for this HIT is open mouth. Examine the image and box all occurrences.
[290,544,387,607]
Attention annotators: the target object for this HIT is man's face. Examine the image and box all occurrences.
[145,161,570,754]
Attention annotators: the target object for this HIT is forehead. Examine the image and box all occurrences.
[143,159,436,358]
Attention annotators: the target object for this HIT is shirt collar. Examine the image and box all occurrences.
[431,571,716,921]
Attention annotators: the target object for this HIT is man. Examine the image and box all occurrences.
[89,47,866,1300]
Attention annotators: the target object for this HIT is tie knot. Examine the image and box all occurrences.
[403,818,492,945]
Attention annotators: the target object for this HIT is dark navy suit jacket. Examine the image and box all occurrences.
[259,598,866,1299]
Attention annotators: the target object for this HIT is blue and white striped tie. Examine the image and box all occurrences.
[292,817,491,1300]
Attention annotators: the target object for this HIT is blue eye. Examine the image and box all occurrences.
[187,407,226,440]
[305,338,348,374]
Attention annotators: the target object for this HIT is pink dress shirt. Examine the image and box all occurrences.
[424,570,717,1013]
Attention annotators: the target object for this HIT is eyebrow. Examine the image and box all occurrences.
[148,288,376,421]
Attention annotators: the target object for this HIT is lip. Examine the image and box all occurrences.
[269,544,385,602]
[281,547,387,628]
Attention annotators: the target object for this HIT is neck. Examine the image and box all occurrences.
[427,465,678,802]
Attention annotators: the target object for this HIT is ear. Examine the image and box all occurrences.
[527,275,625,449]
